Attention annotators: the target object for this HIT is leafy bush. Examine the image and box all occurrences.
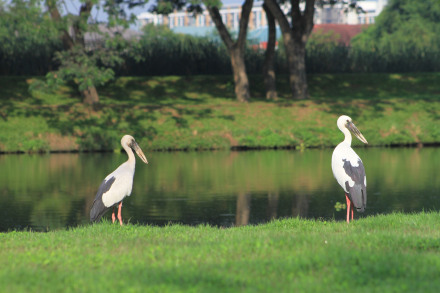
[350,0,440,73]
[0,0,61,75]
[2,0,440,76]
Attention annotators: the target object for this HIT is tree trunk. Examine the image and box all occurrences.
[230,46,251,102]
[286,40,308,99]
[262,3,278,100]
[82,86,100,105]
[205,0,253,102]
[264,0,315,100]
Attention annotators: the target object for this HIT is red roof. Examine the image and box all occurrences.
[312,24,369,45]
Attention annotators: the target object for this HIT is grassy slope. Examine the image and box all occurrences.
[0,73,440,152]
[1,212,440,292]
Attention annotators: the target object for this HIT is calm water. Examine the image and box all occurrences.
[0,147,439,231]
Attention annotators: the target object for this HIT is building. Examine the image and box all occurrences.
[137,1,272,32]
[316,0,388,24]
[137,1,388,34]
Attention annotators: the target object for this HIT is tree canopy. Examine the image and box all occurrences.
[350,0,440,72]
[0,0,61,74]
[352,0,440,54]
[1,0,148,104]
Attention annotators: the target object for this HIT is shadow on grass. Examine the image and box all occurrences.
[307,73,440,121]
[2,73,440,151]
[99,75,238,105]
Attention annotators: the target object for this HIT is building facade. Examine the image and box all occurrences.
[137,1,388,32]
[315,0,388,24]
[137,1,271,31]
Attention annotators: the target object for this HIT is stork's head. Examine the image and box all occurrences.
[121,135,148,164]
[337,115,368,144]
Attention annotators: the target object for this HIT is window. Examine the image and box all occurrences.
[233,13,239,29]
[198,15,205,26]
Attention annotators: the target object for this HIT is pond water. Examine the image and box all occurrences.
[0,147,439,231]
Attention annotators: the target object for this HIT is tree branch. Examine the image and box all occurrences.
[303,0,315,35]
[236,0,254,50]
[264,0,291,36]
[291,0,301,27]
[46,0,74,49]
[74,1,94,46]
[206,5,234,49]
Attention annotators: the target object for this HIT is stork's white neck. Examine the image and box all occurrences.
[341,126,352,147]
[123,143,136,166]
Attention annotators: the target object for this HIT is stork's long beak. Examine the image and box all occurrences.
[347,122,368,144]
[133,142,148,164]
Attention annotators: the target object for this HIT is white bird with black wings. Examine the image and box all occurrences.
[331,115,368,223]
[90,135,148,225]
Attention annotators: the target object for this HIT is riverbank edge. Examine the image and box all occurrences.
[1,210,438,233]
[1,141,440,155]
[2,73,440,153]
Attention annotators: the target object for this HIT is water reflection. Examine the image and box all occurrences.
[0,148,439,231]
[236,192,251,226]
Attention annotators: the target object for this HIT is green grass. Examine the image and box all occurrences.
[1,212,440,292]
[1,73,440,152]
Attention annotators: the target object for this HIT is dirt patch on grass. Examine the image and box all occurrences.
[291,103,316,121]
[47,133,78,151]
[380,125,399,138]
[407,113,421,143]
[222,132,239,147]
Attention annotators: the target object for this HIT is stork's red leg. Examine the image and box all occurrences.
[112,207,116,223]
[117,202,123,226]
[345,194,351,223]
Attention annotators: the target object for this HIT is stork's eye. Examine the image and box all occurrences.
[346,119,349,122]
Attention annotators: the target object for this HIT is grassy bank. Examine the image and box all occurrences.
[1,73,440,152]
[1,212,440,292]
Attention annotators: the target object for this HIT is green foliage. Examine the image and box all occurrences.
[150,0,182,14]
[149,0,221,15]
[121,24,288,76]
[77,125,120,151]
[20,137,50,152]
[124,24,232,75]
[350,0,440,72]
[305,30,350,73]
[334,201,346,212]
[0,0,61,75]
[9,0,146,100]
[237,128,295,148]
[0,0,59,54]
[102,0,148,27]
[2,0,440,77]
[45,45,121,92]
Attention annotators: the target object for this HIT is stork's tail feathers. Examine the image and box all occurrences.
[90,200,108,223]
[344,182,367,213]
[356,205,366,213]
[357,189,367,213]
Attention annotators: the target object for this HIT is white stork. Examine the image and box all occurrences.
[90,135,148,225]
[331,115,368,223]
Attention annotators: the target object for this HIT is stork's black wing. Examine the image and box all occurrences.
[342,159,367,212]
[90,176,116,222]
